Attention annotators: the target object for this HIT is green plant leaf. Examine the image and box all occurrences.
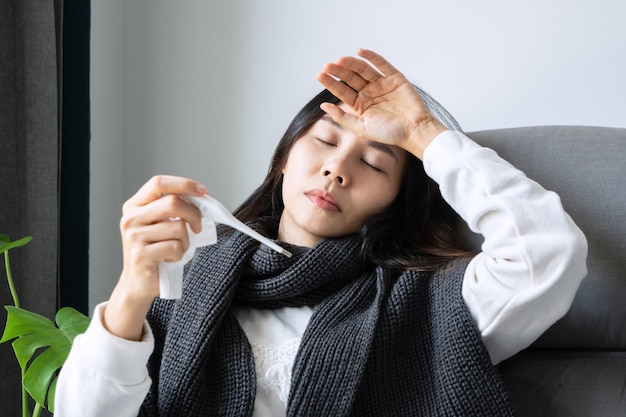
[0,235,33,253]
[0,305,90,412]
[0,307,55,344]
[56,306,92,341]
[47,377,58,412]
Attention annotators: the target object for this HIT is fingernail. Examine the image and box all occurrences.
[195,184,207,195]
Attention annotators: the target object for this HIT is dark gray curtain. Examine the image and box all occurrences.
[0,1,64,415]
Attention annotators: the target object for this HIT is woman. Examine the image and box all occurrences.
[56,49,587,416]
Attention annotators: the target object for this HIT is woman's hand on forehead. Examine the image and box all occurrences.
[316,49,447,160]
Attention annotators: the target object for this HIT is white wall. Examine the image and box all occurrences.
[90,1,124,311]
[90,0,626,310]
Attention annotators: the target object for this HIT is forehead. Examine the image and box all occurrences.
[313,115,405,162]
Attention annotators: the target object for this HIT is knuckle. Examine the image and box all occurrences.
[172,219,188,235]
[128,244,148,265]
[122,227,142,245]
[150,175,165,188]
[165,194,180,207]
[170,240,185,257]
[119,214,131,231]
[161,240,185,263]
[119,212,139,234]
[121,197,139,215]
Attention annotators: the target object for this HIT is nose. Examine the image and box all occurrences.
[320,150,352,186]
[321,166,348,185]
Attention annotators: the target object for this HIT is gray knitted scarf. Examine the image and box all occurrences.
[139,227,516,417]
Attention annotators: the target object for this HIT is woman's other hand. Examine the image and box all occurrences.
[317,49,447,160]
[104,175,207,340]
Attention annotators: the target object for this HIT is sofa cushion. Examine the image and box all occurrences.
[497,351,626,417]
[466,126,626,349]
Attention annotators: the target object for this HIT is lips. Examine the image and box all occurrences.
[305,189,341,211]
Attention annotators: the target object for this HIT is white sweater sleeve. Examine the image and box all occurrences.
[423,130,588,364]
[55,302,154,417]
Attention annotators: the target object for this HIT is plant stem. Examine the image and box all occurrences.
[4,250,21,308]
[33,402,42,417]
[22,370,29,417]
[4,250,28,416]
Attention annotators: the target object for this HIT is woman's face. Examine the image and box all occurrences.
[278,106,407,247]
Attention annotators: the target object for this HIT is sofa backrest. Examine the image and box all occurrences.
[466,125,626,351]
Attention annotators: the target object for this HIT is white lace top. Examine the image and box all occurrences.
[233,306,314,415]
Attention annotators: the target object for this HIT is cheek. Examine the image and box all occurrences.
[282,142,310,176]
[351,183,394,221]
[281,159,303,186]
[373,186,400,212]
[361,173,404,214]
[281,152,311,200]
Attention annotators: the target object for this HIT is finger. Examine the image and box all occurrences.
[130,175,207,207]
[129,238,189,272]
[147,240,188,264]
[123,220,191,262]
[320,102,364,134]
[335,55,383,83]
[155,242,188,263]
[123,194,203,234]
[151,195,204,233]
[357,48,400,77]
[143,220,192,253]
[317,72,358,106]
[321,63,370,92]
[153,221,191,260]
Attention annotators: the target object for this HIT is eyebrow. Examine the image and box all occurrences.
[321,116,400,161]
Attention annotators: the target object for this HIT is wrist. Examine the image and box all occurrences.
[404,118,448,160]
[103,281,154,341]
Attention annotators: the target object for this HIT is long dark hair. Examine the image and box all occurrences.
[233,87,475,271]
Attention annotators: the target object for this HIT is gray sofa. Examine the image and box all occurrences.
[466,126,626,417]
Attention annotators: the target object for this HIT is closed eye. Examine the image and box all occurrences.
[362,159,383,172]
[316,137,337,147]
